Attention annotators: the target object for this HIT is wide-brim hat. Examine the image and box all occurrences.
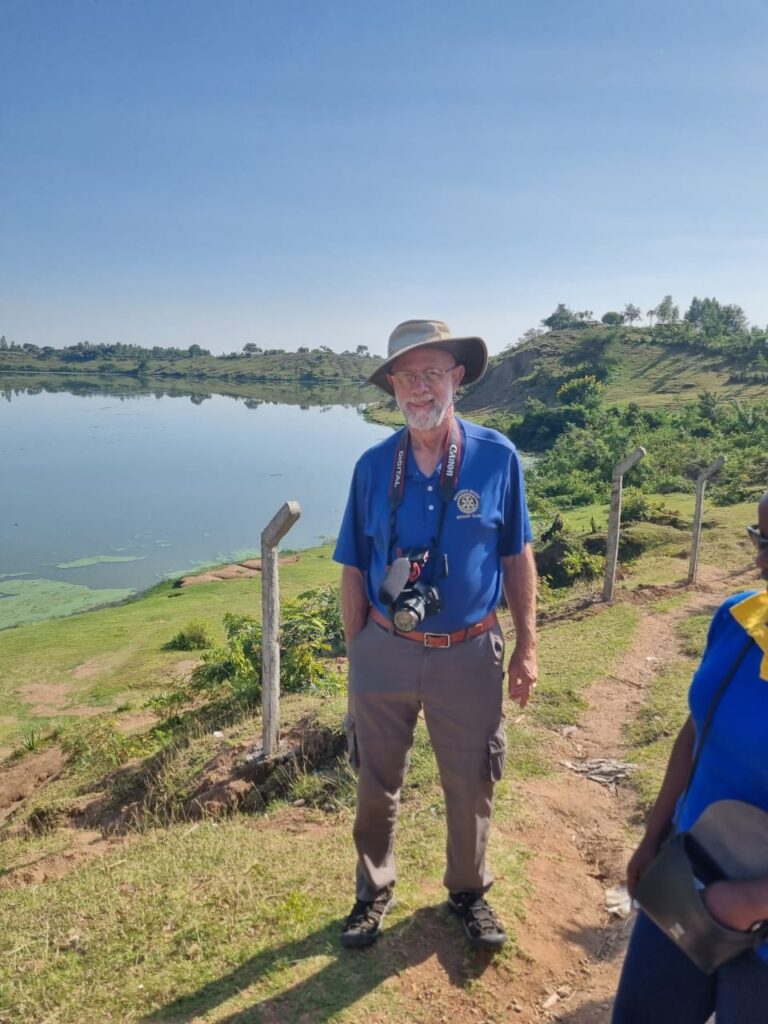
[368,319,488,397]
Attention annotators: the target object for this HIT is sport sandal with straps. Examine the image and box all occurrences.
[340,886,395,948]
[448,891,507,950]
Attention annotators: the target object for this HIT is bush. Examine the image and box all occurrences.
[535,533,604,587]
[62,720,146,774]
[169,588,345,711]
[166,620,214,651]
[620,487,675,524]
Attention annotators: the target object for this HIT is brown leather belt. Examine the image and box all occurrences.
[368,605,498,648]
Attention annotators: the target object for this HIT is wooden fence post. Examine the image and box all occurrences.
[261,500,301,758]
[687,457,725,584]
[602,447,646,604]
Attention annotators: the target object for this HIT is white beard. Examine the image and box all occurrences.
[397,386,454,431]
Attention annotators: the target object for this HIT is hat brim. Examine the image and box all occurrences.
[367,337,488,397]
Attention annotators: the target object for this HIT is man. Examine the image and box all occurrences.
[333,319,537,950]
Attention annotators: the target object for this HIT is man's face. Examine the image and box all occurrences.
[388,347,465,431]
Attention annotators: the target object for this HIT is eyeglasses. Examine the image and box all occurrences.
[746,525,768,552]
[388,366,458,389]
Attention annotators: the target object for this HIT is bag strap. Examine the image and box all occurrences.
[680,634,754,812]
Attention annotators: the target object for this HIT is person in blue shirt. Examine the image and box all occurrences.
[333,319,538,950]
[612,491,768,1023]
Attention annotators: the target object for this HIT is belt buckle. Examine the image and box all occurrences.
[424,632,451,649]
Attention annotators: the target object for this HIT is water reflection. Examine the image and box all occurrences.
[0,382,390,627]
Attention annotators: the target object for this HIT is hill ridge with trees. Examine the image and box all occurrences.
[0,337,383,386]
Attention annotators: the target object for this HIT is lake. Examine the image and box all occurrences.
[1,384,390,628]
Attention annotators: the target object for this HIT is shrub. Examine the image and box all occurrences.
[62,720,146,774]
[178,588,344,708]
[166,620,214,651]
[535,533,604,587]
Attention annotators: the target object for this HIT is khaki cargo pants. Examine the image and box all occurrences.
[344,615,507,901]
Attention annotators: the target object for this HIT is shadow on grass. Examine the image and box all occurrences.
[143,905,494,1023]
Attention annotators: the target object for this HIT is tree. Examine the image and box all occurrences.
[623,304,642,325]
[542,304,577,330]
[557,374,604,410]
[601,311,624,326]
[684,297,704,327]
[655,295,679,324]
[722,304,748,335]
[242,343,261,355]
[697,389,721,423]
[646,309,656,326]
[519,327,545,345]
[356,344,369,355]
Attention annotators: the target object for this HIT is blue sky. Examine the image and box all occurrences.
[2,0,766,355]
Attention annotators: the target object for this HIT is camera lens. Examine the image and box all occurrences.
[393,605,421,632]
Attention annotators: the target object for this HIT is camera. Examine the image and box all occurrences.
[380,548,442,633]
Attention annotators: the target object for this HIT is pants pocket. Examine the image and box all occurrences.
[343,712,360,771]
[488,627,505,665]
[485,723,507,782]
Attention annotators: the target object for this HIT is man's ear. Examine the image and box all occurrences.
[453,364,466,386]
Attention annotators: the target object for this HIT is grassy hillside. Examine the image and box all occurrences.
[459,325,767,416]
[0,498,760,1023]
[0,546,339,751]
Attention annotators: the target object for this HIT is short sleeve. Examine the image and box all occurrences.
[498,447,534,557]
[332,460,372,571]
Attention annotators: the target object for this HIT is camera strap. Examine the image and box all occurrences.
[387,418,463,565]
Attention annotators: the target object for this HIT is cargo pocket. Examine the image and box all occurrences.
[484,723,507,782]
[342,712,361,771]
[488,628,505,667]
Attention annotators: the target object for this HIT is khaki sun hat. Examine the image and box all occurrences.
[367,319,488,397]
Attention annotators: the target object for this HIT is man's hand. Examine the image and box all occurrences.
[507,644,538,708]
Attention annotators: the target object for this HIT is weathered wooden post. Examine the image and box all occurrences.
[603,447,646,604]
[261,500,301,757]
[687,456,725,584]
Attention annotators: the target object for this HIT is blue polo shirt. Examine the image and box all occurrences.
[677,591,768,960]
[333,417,533,632]
[678,591,768,832]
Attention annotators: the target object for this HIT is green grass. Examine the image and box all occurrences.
[533,603,640,727]
[0,545,340,749]
[626,660,693,811]
[0,555,646,1024]
[0,809,530,1024]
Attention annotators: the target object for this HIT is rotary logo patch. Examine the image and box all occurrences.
[455,489,481,517]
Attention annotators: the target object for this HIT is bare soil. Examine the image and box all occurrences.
[175,554,299,587]
[0,746,66,826]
